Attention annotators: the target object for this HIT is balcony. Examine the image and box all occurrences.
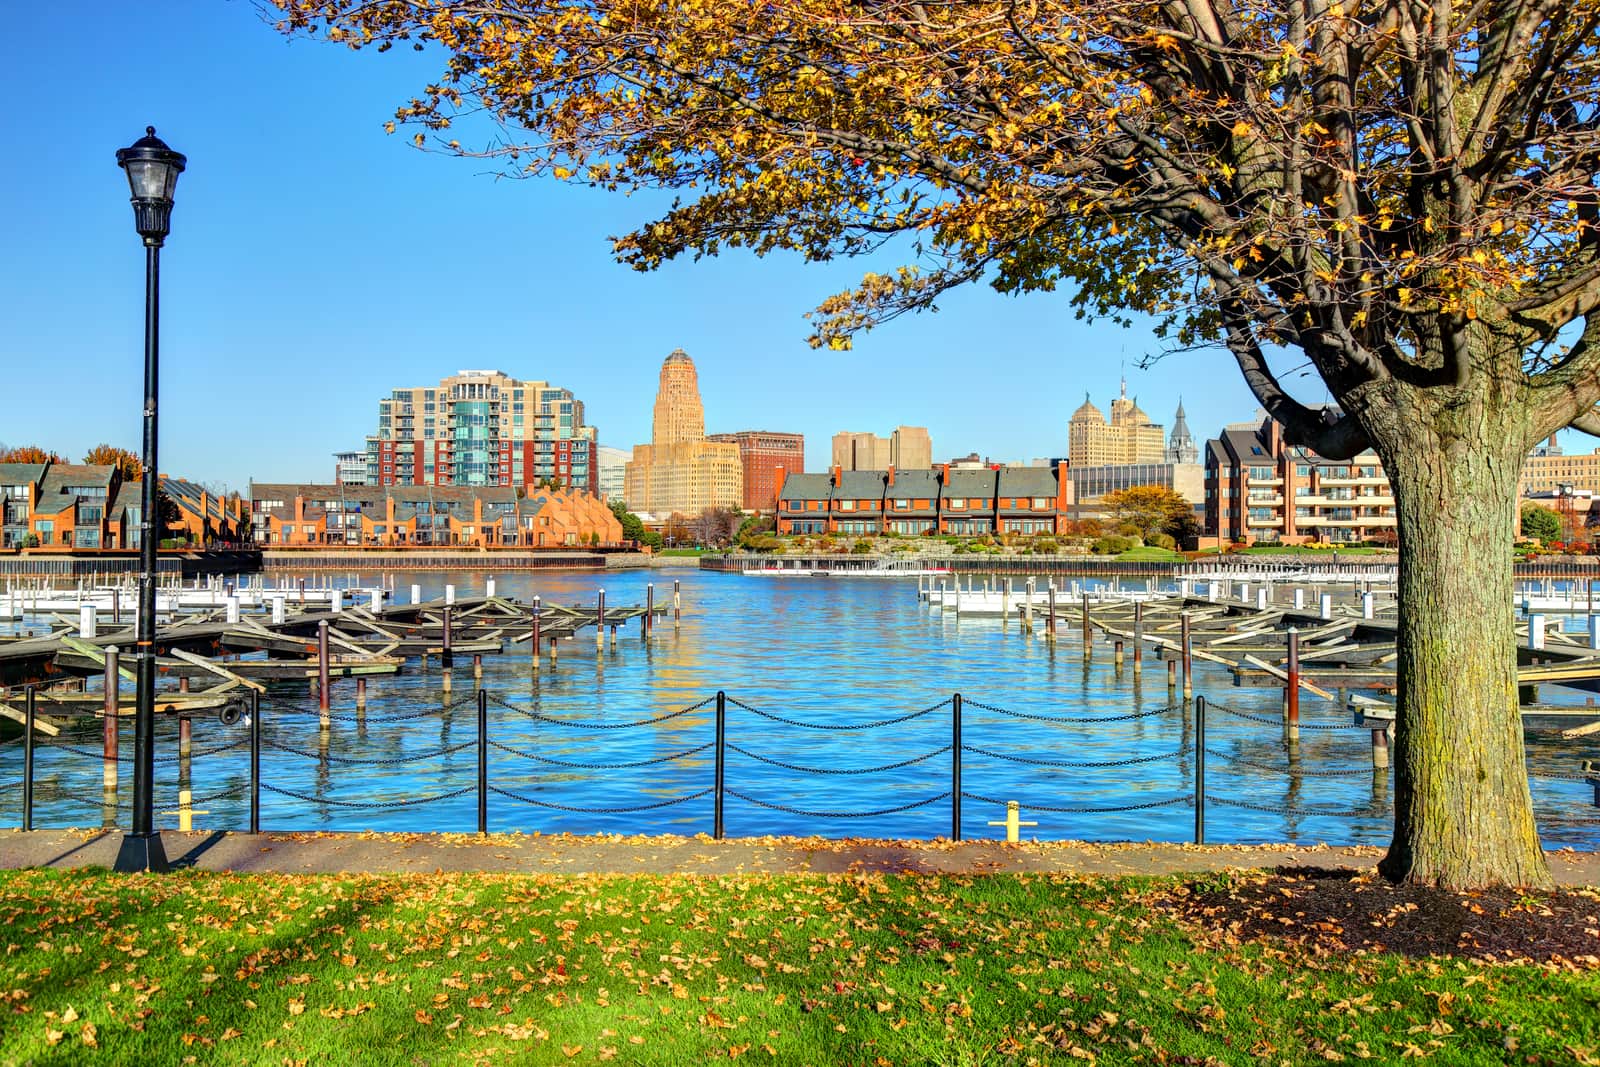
[1245,494,1284,506]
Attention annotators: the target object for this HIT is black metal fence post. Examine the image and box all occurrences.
[249,690,261,834]
[951,693,963,841]
[714,691,726,840]
[442,607,454,669]
[1194,695,1206,845]
[22,687,36,832]
[477,689,488,835]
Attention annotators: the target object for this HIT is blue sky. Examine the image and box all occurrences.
[2,1,1341,490]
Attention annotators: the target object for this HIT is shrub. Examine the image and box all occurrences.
[851,538,873,554]
[1116,522,1141,538]
[1091,535,1135,555]
[1147,532,1176,550]
[747,534,781,553]
[1078,518,1103,538]
[1033,537,1059,555]
[19,532,39,548]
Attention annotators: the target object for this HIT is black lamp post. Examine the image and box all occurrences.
[114,126,185,874]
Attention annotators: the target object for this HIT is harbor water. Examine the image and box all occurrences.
[5,569,1597,847]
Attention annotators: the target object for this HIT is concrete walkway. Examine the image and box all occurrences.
[2,829,1598,883]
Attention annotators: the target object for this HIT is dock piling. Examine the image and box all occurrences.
[442,607,455,668]
[531,598,542,673]
[1081,593,1092,661]
[1180,613,1193,698]
[79,603,96,639]
[645,584,654,637]
[1371,723,1390,769]
[1114,640,1124,670]
[1133,601,1144,676]
[1285,628,1301,739]
[674,579,681,628]
[1319,593,1333,620]
[411,584,422,606]
[597,590,606,651]
[317,621,331,721]
[1047,582,1057,644]
[356,676,367,710]
[445,584,456,606]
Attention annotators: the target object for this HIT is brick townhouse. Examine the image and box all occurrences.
[774,463,1072,536]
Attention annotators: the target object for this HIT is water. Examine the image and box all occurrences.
[5,569,1597,847]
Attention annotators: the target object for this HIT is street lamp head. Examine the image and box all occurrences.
[115,126,186,247]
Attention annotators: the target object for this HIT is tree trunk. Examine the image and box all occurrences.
[1374,413,1551,889]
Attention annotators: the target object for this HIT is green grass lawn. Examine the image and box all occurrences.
[1,868,1594,1065]
[1114,546,1185,562]
[657,547,706,557]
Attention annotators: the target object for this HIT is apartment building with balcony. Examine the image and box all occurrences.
[1204,415,1396,545]
[775,463,1072,536]
[367,369,597,493]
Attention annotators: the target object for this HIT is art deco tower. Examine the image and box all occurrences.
[625,350,742,515]
[651,349,706,446]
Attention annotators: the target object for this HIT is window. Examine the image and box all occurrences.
[947,498,965,508]
[838,499,855,511]
[787,499,802,510]
[1032,497,1051,508]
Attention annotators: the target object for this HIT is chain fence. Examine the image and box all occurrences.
[1,686,1595,843]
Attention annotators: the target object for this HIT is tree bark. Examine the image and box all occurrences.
[1373,404,1551,889]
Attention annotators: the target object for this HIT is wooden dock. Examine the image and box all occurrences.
[0,590,673,734]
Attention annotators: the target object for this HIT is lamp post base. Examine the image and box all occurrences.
[113,832,169,873]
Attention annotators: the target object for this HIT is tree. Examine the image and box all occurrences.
[663,512,691,548]
[0,445,63,465]
[273,1,1600,888]
[1103,486,1194,543]
[1521,504,1562,545]
[691,506,742,547]
[83,444,141,482]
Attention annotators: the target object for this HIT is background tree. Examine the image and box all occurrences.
[1103,486,1194,543]
[83,444,141,482]
[608,499,662,549]
[275,0,1600,888]
[662,513,691,548]
[0,445,64,465]
[1520,504,1563,546]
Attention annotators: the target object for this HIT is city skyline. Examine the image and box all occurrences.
[3,0,1293,493]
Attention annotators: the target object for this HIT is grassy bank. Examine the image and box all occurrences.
[0,868,1594,1065]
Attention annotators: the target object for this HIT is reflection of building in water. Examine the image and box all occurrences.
[624,350,743,517]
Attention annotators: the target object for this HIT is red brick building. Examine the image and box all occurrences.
[706,431,804,511]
